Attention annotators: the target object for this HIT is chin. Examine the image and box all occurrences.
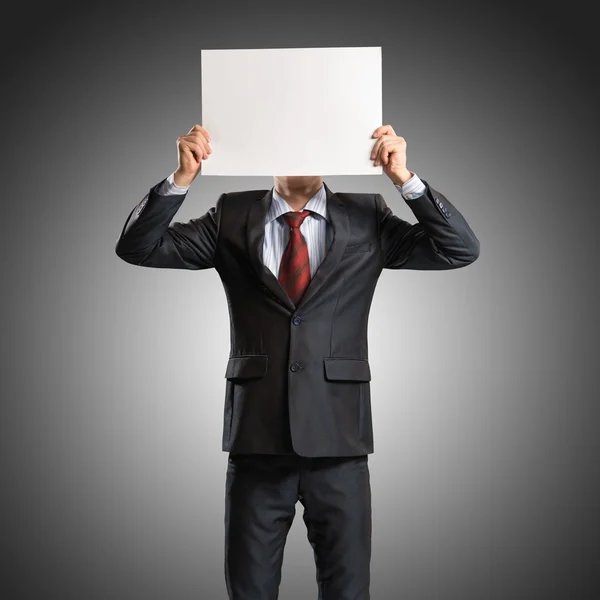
[286,176,319,182]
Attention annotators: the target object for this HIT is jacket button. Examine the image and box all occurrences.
[290,363,300,372]
[292,317,302,326]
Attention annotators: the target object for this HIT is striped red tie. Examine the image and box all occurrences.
[278,210,312,304]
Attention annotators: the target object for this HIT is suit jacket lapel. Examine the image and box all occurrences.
[246,182,350,312]
[296,183,349,310]
[247,188,295,311]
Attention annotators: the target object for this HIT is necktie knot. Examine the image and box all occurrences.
[282,210,312,229]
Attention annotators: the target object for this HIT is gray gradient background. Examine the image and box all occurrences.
[2,1,599,599]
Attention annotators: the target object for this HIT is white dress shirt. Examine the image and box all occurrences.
[155,171,426,277]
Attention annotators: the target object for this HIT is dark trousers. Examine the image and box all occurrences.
[224,453,372,600]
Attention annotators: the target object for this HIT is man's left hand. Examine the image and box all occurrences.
[371,125,412,185]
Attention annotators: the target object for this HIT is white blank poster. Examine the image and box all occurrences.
[200,47,383,176]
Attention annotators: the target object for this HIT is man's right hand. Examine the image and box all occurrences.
[173,124,212,187]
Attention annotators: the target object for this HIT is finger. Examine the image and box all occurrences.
[375,138,391,165]
[179,146,201,171]
[370,135,386,161]
[372,124,396,138]
[191,134,212,153]
[187,124,212,142]
[187,124,211,141]
[180,139,208,161]
[384,137,406,165]
[181,144,202,164]
[380,143,392,165]
[181,133,212,152]
[381,136,406,165]
[180,144,198,164]
[179,137,210,159]
[193,132,212,153]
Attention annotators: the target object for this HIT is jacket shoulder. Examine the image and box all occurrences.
[335,191,375,201]
[222,189,269,204]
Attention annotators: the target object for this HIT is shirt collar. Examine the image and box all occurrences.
[266,183,328,224]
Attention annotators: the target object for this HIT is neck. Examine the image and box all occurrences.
[274,178,323,211]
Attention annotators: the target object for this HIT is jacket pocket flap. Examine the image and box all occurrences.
[323,358,371,382]
[225,355,268,379]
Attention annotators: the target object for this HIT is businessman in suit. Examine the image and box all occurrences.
[115,123,480,599]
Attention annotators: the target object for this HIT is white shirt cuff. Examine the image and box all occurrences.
[394,171,426,200]
[155,172,190,195]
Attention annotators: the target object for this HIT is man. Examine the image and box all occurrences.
[115,123,480,599]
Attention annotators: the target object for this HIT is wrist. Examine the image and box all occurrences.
[390,169,413,185]
[173,169,197,187]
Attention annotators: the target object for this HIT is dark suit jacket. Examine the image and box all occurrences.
[115,177,479,457]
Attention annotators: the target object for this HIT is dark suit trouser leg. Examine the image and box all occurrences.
[224,453,371,600]
[224,454,299,600]
[299,455,372,600]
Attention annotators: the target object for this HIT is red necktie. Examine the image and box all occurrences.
[278,210,312,304]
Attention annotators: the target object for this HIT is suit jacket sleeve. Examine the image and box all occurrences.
[376,179,480,270]
[115,178,224,269]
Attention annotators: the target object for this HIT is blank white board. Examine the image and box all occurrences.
[200,47,383,176]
